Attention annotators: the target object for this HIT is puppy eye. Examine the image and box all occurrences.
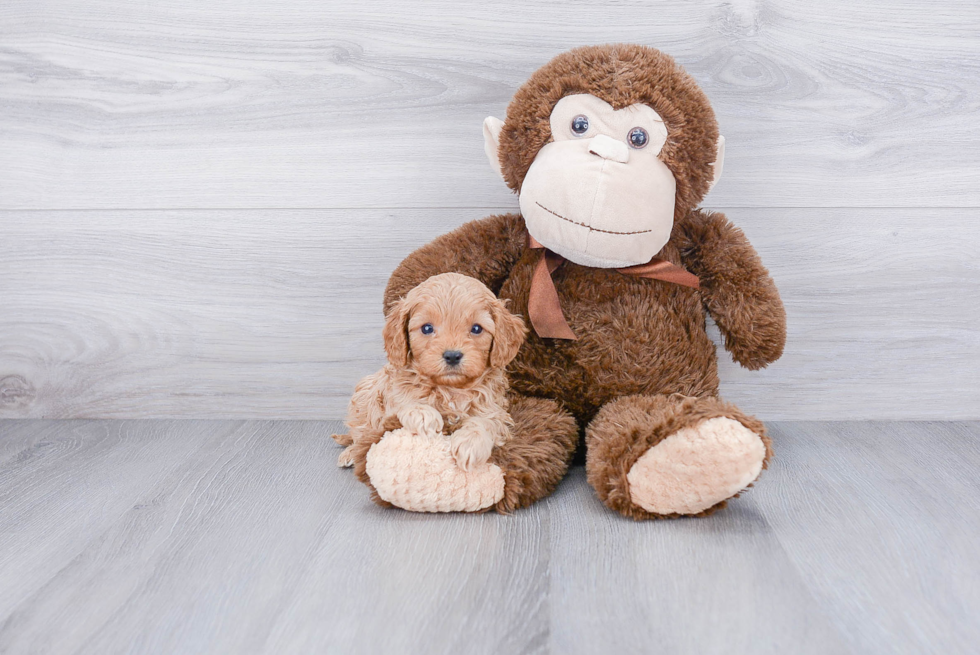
[420,323,434,335]
[570,115,589,136]
[470,324,483,335]
[628,127,649,149]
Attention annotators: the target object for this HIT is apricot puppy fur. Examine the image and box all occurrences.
[333,273,527,471]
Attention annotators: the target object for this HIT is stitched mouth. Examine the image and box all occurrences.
[535,202,652,236]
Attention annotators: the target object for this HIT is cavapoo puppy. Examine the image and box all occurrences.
[333,273,527,471]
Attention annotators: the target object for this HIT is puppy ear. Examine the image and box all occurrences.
[382,297,412,367]
[489,299,528,368]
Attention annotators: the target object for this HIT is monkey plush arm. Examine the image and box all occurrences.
[383,213,528,314]
[679,210,786,370]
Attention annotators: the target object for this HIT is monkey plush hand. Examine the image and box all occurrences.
[350,45,786,519]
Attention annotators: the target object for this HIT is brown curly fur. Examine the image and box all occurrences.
[374,44,786,518]
[491,395,579,513]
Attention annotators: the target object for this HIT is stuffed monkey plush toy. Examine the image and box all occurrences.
[348,44,786,519]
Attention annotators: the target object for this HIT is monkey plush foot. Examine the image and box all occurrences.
[627,417,766,515]
[365,428,505,513]
[586,394,771,519]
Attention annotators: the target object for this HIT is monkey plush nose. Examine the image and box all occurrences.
[588,134,630,163]
[442,350,464,366]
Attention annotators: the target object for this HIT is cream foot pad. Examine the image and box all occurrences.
[627,417,766,515]
[365,429,505,513]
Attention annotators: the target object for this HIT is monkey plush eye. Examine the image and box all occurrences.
[628,127,649,149]
[470,324,483,335]
[570,115,590,135]
[420,323,434,335]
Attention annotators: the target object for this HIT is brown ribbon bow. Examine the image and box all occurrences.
[527,233,700,340]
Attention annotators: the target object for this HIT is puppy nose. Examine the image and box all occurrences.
[588,134,630,163]
[442,350,463,366]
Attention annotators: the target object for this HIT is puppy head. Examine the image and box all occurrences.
[382,273,527,387]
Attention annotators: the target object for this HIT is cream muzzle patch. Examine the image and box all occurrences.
[518,94,675,269]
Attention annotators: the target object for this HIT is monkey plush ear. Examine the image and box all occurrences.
[483,116,505,180]
[708,135,726,191]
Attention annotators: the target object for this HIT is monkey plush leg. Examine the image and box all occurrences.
[491,396,579,513]
[585,394,771,519]
[348,396,578,513]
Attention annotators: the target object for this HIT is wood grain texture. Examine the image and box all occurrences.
[0,420,548,655]
[0,421,244,624]
[2,208,977,420]
[1,1,978,209]
[546,469,853,655]
[757,422,980,655]
[1,419,978,654]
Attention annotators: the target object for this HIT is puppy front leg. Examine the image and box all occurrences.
[396,404,445,435]
[337,444,356,468]
[337,424,386,468]
[450,417,508,471]
[335,370,388,467]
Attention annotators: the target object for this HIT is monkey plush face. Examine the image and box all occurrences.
[516,93,674,268]
[483,45,725,268]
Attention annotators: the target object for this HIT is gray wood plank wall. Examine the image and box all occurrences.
[1,1,978,419]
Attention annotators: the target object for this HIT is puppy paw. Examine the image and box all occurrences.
[337,445,355,468]
[332,432,353,447]
[450,429,494,471]
[396,404,444,434]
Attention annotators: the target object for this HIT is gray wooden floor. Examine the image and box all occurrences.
[1,420,977,654]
